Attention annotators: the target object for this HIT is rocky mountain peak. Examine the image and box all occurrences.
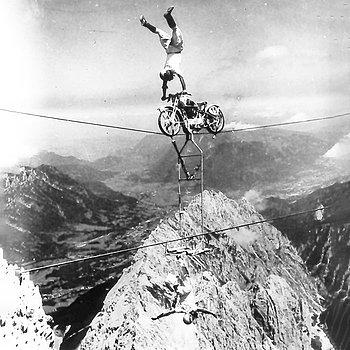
[78,190,332,350]
[0,248,57,349]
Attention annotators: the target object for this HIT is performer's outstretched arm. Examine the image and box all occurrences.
[161,80,168,100]
[195,308,217,318]
[177,73,186,91]
[152,309,180,320]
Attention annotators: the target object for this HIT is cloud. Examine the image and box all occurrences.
[0,1,45,108]
[287,112,310,123]
[324,133,350,158]
[255,46,289,61]
[0,113,39,169]
[244,189,267,211]
[253,107,286,119]
[224,120,257,131]
[244,189,261,204]
[226,227,259,247]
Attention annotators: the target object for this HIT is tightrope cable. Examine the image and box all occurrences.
[0,108,162,135]
[1,106,338,273]
[21,205,329,274]
[1,107,350,136]
[221,112,350,133]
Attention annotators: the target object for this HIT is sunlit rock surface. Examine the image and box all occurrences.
[260,181,350,349]
[0,248,57,350]
[79,191,332,350]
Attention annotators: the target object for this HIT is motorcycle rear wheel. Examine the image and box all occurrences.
[158,107,182,137]
[205,105,225,134]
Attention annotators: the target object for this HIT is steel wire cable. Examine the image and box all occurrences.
[1,107,340,273]
[1,107,350,135]
[21,206,329,274]
[220,112,350,133]
[0,108,163,135]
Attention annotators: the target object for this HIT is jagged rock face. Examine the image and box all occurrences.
[79,191,332,350]
[259,182,350,350]
[3,164,138,233]
[260,181,350,297]
[50,280,117,350]
[0,249,57,349]
[319,297,350,350]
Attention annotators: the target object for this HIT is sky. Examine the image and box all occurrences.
[1,0,350,167]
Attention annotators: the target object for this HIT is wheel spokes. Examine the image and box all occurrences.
[159,109,181,136]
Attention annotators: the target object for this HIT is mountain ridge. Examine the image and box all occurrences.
[260,179,350,350]
[25,151,117,183]
[4,164,138,233]
[2,164,164,311]
[75,190,333,350]
[123,128,334,193]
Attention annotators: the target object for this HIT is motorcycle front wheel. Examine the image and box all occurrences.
[158,107,182,137]
[205,104,225,134]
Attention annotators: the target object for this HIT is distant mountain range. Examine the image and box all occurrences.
[2,164,164,311]
[6,126,350,300]
[132,128,340,194]
[25,151,117,184]
[4,125,350,348]
[13,126,349,214]
[4,164,138,233]
[36,133,142,163]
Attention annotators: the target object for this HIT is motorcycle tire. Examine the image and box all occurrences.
[158,107,182,137]
[205,104,225,134]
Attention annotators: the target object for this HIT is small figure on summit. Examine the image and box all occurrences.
[140,6,187,100]
[151,269,218,325]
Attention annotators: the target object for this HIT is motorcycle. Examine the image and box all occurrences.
[158,91,225,137]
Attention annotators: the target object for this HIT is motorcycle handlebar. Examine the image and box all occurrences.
[167,91,192,102]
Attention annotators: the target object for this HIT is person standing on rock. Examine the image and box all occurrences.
[152,270,218,324]
[140,6,187,100]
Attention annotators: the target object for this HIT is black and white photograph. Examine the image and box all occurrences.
[1,1,350,349]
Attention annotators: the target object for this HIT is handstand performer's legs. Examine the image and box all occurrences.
[140,6,175,34]
[140,15,157,33]
[170,27,183,49]
[164,7,183,50]
[141,7,182,50]
[164,6,176,29]
[145,22,157,33]
[140,15,172,50]
[156,28,172,50]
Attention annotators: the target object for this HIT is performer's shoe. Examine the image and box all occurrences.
[164,6,174,17]
[140,15,147,26]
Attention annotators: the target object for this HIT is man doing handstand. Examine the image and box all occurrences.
[140,6,186,100]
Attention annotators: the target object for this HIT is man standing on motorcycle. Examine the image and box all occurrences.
[140,6,187,100]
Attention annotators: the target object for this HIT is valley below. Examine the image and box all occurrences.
[1,125,350,348]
